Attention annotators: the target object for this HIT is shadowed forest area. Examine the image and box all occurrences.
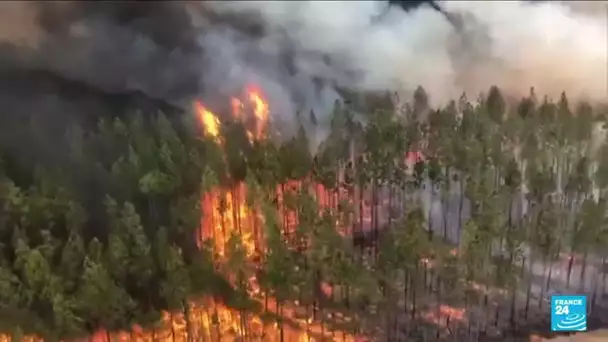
[0,84,608,341]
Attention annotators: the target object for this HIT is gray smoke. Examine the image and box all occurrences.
[202,1,607,110]
[0,1,605,128]
[0,1,207,168]
[0,2,203,106]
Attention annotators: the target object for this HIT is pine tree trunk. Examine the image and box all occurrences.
[457,179,465,245]
[602,255,607,297]
[358,180,364,253]
[220,197,227,250]
[579,249,589,292]
[591,265,600,313]
[509,283,517,330]
[482,288,489,334]
[443,166,450,240]
[514,254,526,328]
[312,270,318,320]
[411,263,418,322]
[436,275,442,339]
[538,253,548,311]
[466,285,472,338]
[385,289,392,342]
[545,242,560,299]
[494,294,500,328]
[372,178,378,259]
[423,260,428,297]
[281,183,287,238]
[388,183,394,225]
[524,254,532,320]
[403,268,409,334]
[170,312,176,342]
[183,301,192,342]
[306,298,311,341]
[567,252,575,288]
[240,287,247,341]
[210,193,217,243]
[278,301,284,342]
[427,182,433,241]
[213,301,222,341]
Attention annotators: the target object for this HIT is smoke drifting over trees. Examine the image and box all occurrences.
[0,1,605,123]
[205,0,606,106]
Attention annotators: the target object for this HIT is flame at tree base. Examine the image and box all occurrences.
[79,296,356,342]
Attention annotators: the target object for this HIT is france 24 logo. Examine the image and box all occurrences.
[551,295,587,332]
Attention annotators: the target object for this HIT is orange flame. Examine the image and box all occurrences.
[229,86,269,142]
[246,86,269,139]
[197,87,269,144]
[195,101,221,139]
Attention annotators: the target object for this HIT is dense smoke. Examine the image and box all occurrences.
[203,1,607,108]
[0,1,605,128]
[0,2,202,104]
[0,2,206,170]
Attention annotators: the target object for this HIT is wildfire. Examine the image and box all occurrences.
[197,86,268,265]
[0,84,447,342]
[194,85,356,341]
[0,86,358,342]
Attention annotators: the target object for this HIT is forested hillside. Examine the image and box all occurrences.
[0,85,607,341]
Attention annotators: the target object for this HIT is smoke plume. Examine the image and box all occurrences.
[202,0,607,110]
[0,1,605,129]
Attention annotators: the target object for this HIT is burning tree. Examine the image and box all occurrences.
[0,84,607,342]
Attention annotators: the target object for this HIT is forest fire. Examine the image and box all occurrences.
[1,1,607,340]
[0,87,355,342]
[195,86,271,260]
[189,86,356,341]
[0,85,453,342]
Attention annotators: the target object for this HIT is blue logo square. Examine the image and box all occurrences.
[551,295,587,332]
